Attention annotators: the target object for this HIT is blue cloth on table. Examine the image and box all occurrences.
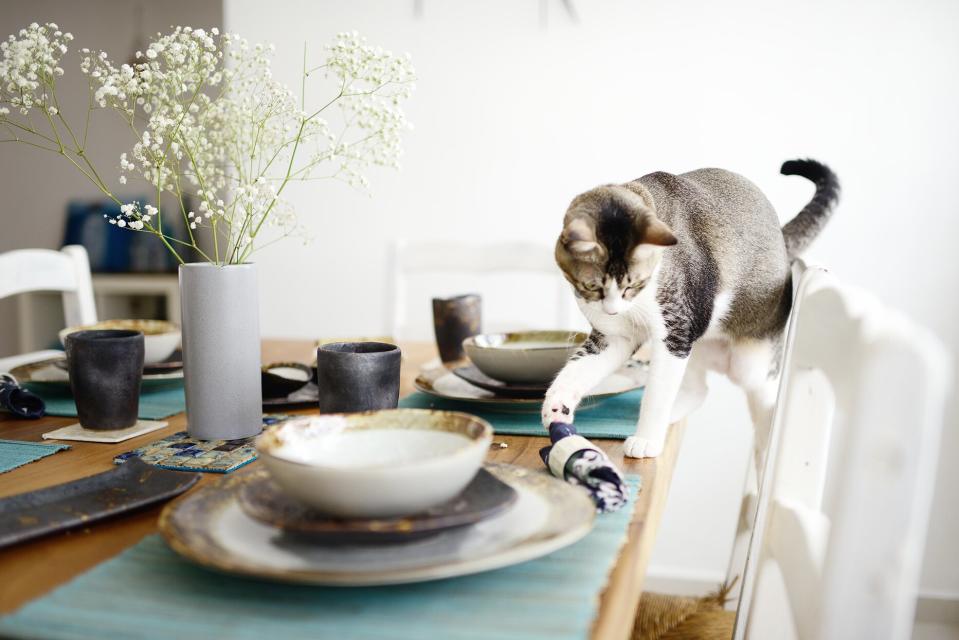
[30,385,186,421]
[399,388,643,439]
[0,439,70,474]
[0,475,641,640]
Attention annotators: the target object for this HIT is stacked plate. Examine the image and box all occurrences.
[10,352,184,393]
[160,410,596,585]
[414,330,648,412]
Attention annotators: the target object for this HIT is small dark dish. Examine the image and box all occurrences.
[452,364,550,399]
[56,349,182,376]
[143,349,183,375]
[432,294,482,363]
[315,342,401,413]
[261,362,313,399]
[0,458,199,549]
[262,383,320,410]
[238,466,517,543]
[65,329,144,430]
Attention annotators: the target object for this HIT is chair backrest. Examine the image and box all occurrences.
[734,266,951,640]
[388,239,578,340]
[0,245,97,329]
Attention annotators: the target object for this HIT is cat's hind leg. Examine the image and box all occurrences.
[668,339,721,423]
[542,331,637,428]
[727,338,779,474]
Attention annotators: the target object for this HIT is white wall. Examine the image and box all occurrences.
[226,0,959,596]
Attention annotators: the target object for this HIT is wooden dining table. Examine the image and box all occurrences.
[0,339,684,640]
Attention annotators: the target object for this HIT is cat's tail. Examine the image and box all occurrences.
[780,158,840,258]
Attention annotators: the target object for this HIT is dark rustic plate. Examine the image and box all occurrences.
[15,356,183,394]
[53,350,183,375]
[237,466,517,543]
[262,382,319,409]
[0,458,200,549]
[452,364,549,398]
[414,361,647,413]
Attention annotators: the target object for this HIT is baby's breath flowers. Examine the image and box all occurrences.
[0,24,414,264]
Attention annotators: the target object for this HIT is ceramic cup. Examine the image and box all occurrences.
[432,294,482,363]
[315,342,402,413]
[65,329,144,430]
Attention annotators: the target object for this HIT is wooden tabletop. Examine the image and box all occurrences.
[0,339,684,640]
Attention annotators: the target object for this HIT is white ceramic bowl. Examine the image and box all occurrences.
[463,331,587,384]
[59,319,181,364]
[257,409,493,518]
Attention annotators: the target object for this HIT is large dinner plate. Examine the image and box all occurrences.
[159,463,595,586]
[414,360,647,412]
[9,355,184,394]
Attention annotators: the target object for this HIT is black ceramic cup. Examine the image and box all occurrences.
[65,330,144,430]
[432,294,482,363]
[315,342,402,413]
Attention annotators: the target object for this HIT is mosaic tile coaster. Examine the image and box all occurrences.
[114,431,258,473]
[42,420,168,444]
[112,415,294,474]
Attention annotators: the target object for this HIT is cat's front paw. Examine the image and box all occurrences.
[624,435,665,459]
[541,388,579,429]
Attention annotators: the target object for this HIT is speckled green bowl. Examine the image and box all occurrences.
[257,409,493,518]
[463,331,587,384]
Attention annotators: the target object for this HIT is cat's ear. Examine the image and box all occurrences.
[562,217,605,260]
[641,217,677,247]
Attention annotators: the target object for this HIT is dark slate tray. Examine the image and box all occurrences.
[0,457,200,549]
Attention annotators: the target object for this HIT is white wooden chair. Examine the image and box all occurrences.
[0,245,98,372]
[388,239,578,340]
[732,266,951,639]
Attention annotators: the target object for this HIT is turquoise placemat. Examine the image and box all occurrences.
[399,388,643,439]
[30,385,186,421]
[0,475,640,640]
[0,439,70,474]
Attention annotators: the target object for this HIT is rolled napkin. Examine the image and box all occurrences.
[540,421,629,513]
[0,374,46,419]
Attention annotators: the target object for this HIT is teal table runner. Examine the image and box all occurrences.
[0,439,70,474]
[399,388,643,439]
[0,476,641,640]
[29,385,186,421]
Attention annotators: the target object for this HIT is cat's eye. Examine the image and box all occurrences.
[583,282,601,292]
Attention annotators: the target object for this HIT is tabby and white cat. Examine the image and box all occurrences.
[543,159,839,459]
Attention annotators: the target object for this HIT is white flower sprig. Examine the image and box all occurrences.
[0,24,415,264]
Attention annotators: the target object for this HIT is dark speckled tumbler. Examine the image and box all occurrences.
[65,330,144,430]
[316,342,402,413]
[432,294,482,363]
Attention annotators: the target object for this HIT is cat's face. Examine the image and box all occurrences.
[555,185,676,316]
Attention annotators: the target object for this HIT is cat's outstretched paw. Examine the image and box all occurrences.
[624,435,665,459]
[541,389,579,429]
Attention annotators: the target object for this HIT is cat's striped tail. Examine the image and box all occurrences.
[780,158,840,258]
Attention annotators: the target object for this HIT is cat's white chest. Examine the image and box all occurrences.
[577,278,664,343]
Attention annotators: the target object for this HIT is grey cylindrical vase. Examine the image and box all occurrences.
[179,263,262,440]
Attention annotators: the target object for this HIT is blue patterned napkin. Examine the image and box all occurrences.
[399,388,644,439]
[0,476,641,640]
[0,439,70,474]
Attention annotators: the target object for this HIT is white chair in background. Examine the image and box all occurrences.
[733,266,950,640]
[0,245,98,372]
[388,239,574,340]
